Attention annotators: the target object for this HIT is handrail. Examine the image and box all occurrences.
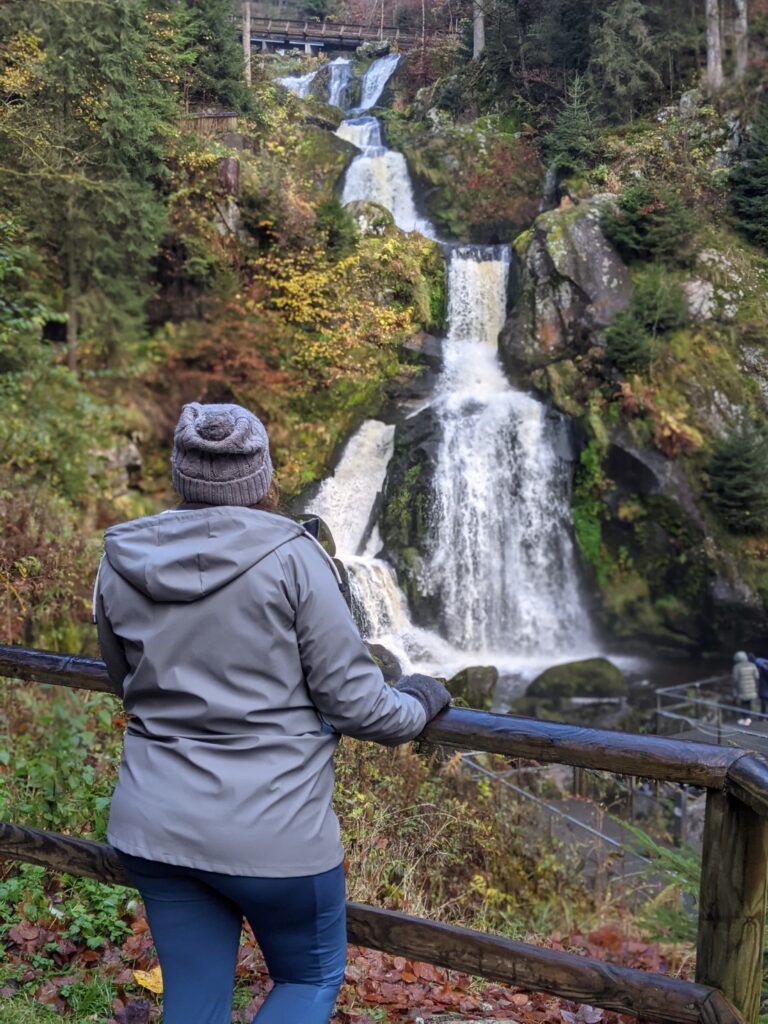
[0,643,765,1024]
[3,644,767,806]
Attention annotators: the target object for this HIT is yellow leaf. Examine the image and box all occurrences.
[133,966,163,994]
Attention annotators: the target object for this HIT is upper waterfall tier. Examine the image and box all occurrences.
[355,53,400,111]
[275,70,318,98]
[327,58,353,109]
[338,116,436,238]
[276,53,400,112]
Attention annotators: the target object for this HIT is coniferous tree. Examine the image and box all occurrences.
[730,104,768,251]
[0,0,173,367]
[707,422,768,534]
[602,181,696,265]
[605,309,652,374]
[590,0,663,120]
[545,74,598,176]
[160,0,251,112]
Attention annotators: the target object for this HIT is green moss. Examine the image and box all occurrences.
[527,657,627,705]
[572,437,612,587]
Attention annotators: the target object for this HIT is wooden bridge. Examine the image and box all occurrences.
[245,14,422,53]
[2,643,768,1024]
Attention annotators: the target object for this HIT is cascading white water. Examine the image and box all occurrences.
[355,53,400,112]
[276,70,318,98]
[327,57,353,109]
[309,421,458,668]
[303,53,596,677]
[421,247,593,655]
[338,116,435,237]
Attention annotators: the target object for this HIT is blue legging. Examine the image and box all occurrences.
[118,853,346,1024]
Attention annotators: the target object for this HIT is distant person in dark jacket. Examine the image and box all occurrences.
[732,650,758,726]
[749,653,768,716]
[94,402,451,1024]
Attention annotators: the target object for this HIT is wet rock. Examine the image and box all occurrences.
[217,156,240,196]
[707,573,768,650]
[366,642,402,681]
[357,39,391,59]
[401,330,442,369]
[447,666,498,710]
[527,657,627,706]
[381,404,442,626]
[343,199,395,237]
[501,196,632,374]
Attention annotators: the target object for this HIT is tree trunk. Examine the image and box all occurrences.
[242,1,252,86]
[473,0,485,59]
[706,0,724,91]
[65,196,79,375]
[733,0,748,80]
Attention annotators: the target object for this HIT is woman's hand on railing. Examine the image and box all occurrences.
[395,674,451,722]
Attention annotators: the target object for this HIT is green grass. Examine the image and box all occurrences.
[1,998,58,1023]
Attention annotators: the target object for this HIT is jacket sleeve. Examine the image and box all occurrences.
[284,537,427,744]
[95,585,130,699]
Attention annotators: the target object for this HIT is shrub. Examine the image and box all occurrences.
[602,180,696,265]
[605,309,651,374]
[707,421,768,534]
[631,264,688,337]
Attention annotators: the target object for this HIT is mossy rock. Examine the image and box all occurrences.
[527,657,627,706]
[344,200,395,237]
[447,665,498,710]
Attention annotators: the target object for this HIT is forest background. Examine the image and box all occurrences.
[3,0,768,1021]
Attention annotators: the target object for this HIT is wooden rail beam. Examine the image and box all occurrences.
[0,644,758,789]
[0,822,743,1024]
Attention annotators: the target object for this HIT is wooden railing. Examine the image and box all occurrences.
[2,643,767,1024]
[248,14,419,45]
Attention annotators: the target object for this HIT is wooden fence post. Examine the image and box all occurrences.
[696,789,768,1024]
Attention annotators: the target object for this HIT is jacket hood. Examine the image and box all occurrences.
[104,507,306,603]
[734,651,749,663]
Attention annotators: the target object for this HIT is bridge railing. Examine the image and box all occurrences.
[1,643,767,1024]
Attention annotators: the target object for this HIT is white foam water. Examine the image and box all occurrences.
[276,70,318,98]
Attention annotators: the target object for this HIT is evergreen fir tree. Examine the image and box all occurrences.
[545,74,598,176]
[707,422,768,534]
[730,104,768,251]
[590,0,663,121]
[631,264,688,336]
[161,0,251,113]
[0,0,174,366]
[602,180,696,265]
[605,309,652,375]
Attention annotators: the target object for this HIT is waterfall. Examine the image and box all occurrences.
[327,58,352,109]
[421,247,593,655]
[355,53,400,112]
[301,53,596,677]
[309,421,460,670]
[276,70,318,98]
[338,116,435,237]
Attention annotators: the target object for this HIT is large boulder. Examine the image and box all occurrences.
[447,666,498,710]
[501,196,632,374]
[511,658,632,727]
[343,200,395,237]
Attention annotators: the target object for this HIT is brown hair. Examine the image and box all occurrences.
[249,478,281,514]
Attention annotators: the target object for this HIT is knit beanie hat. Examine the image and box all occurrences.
[171,402,273,506]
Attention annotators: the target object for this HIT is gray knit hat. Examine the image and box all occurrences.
[171,402,273,506]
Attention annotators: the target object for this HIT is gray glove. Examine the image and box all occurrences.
[396,673,451,722]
